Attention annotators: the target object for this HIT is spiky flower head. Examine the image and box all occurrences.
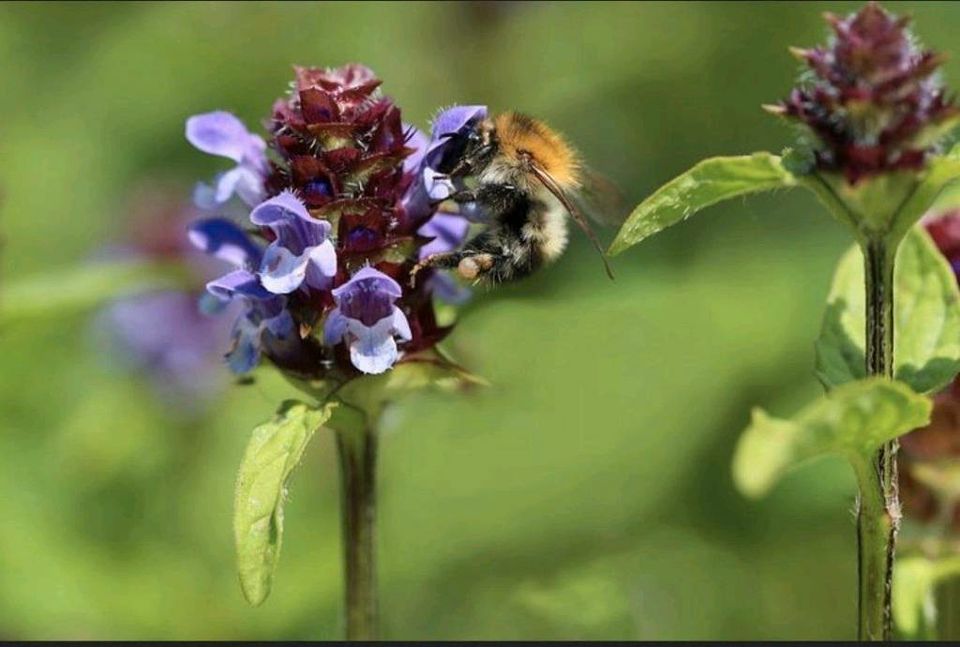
[769,2,959,183]
[187,64,478,380]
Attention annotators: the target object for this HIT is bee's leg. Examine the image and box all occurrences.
[410,249,496,287]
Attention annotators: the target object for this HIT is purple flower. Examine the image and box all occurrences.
[186,111,268,207]
[249,190,337,294]
[417,212,472,304]
[401,106,489,223]
[418,212,470,259]
[423,105,487,203]
[96,291,230,405]
[189,217,294,373]
[323,267,412,374]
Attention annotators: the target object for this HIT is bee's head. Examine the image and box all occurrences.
[436,118,497,178]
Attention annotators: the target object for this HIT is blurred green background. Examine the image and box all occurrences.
[2,0,959,640]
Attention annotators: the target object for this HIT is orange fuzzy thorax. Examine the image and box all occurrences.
[494,112,581,188]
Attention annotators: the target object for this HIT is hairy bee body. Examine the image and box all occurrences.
[414,111,611,285]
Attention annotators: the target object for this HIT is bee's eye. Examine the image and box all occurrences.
[468,131,481,143]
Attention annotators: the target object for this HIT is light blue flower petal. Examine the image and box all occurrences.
[390,306,412,342]
[259,244,311,294]
[305,240,337,288]
[424,166,455,201]
[232,166,266,207]
[348,317,400,375]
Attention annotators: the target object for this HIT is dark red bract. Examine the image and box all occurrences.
[771,2,959,183]
[260,64,451,378]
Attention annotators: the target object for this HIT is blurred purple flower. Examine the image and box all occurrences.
[323,267,412,374]
[249,190,337,294]
[97,291,228,402]
[189,218,295,373]
[186,111,268,207]
[418,212,472,304]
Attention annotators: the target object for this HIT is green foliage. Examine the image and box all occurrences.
[815,227,960,394]
[606,153,795,255]
[733,379,931,499]
[0,260,189,325]
[893,555,960,640]
[234,400,336,606]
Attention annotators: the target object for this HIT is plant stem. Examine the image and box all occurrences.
[858,238,900,641]
[335,424,379,640]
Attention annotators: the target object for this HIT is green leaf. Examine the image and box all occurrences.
[893,555,960,640]
[607,153,796,256]
[0,260,191,325]
[815,227,960,394]
[890,153,960,243]
[732,379,930,499]
[233,400,335,606]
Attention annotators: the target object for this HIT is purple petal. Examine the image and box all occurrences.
[250,190,331,247]
[403,125,429,173]
[305,240,338,288]
[323,308,349,345]
[418,213,470,258]
[188,218,262,268]
[186,111,254,163]
[390,306,412,342]
[334,266,403,301]
[428,105,488,158]
[206,269,272,301]
[216,166,265,207]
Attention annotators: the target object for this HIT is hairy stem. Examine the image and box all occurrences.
[336,425,379,640]
[858,238,899,641]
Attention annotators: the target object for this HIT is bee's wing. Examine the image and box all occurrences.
[530,163,615,280]
[577,169,628,228]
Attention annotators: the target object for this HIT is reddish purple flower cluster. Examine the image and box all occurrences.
[769,2,959,183]
[186,64,479,379]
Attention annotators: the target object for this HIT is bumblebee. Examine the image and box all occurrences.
[412,112,615,285]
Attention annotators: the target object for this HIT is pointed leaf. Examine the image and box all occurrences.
[733,379,930,498]
[815,227,960,394]
[234,400,335,606]
[890,153,960,243]
[607,153,796,255]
